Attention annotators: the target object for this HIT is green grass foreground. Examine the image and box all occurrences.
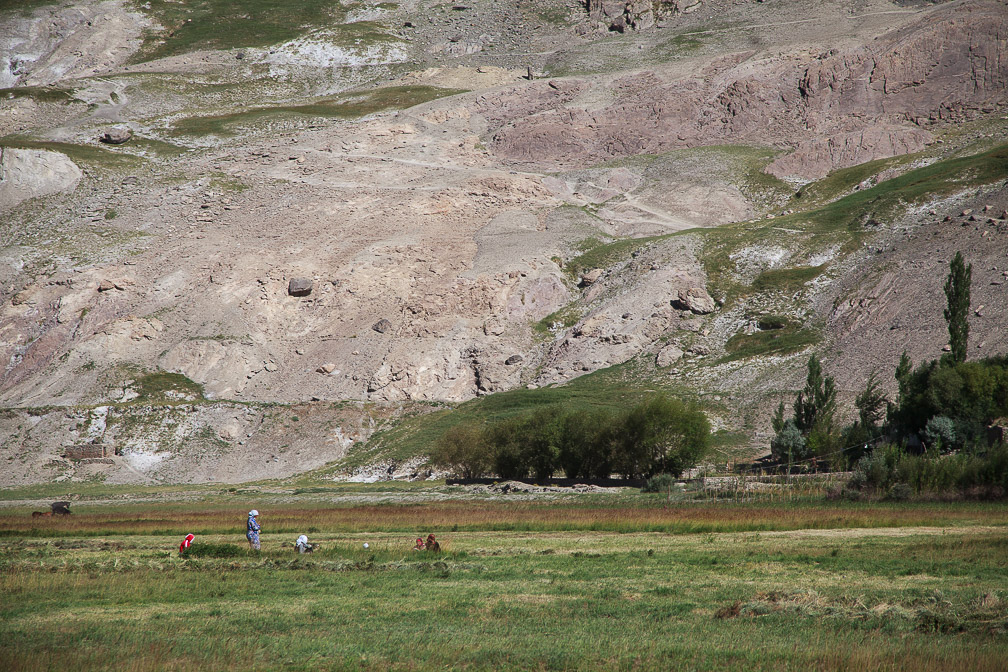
[1,498,1006,670]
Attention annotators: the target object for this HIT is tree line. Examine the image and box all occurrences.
[768,252,1007,497]
[432,395,710,481]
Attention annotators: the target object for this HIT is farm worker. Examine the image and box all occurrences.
[247,510,261,550]
[413,537,425,551]
[295,534,310,554]
[179,533,194,554]
[426,533,440,552]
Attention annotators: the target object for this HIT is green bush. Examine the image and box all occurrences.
[430,422,493,478]
[641,473,678,493]
[615,395,710,478]
[756,315,788,330]
[487,417,528,480]
[770,420,806,465]
[892,355,1008,446]
[848,442,1008,498]
[434,394,710,481]
[923,416,956,452]
[558,409,617,479]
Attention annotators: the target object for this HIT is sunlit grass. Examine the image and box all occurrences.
[0,510,1005,671]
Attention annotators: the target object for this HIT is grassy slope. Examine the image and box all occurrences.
[701,144,1008,305]
[0,500,1005,671]
[170,86,465,138]
[336,362,673,470]
[130,0,348,62]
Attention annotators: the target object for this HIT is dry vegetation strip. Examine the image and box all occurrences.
[3,500,1006,536]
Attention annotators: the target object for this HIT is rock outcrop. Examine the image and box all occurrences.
[0,148,82,212]
[673,287,716,315]
[487,2,1008,178]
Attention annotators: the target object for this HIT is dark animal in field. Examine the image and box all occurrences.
[51,501,71,515]
[31,511,52,518]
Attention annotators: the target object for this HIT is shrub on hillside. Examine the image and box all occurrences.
[616,395,710,478]
[431,422,493,478]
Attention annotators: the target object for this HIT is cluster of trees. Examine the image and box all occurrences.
[769,252,1008,496]
[432,395,710,481]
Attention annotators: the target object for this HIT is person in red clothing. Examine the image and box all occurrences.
[179,533,194,554]
[425,533,440,552]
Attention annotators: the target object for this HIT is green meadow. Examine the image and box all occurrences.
[1,493,1006,671]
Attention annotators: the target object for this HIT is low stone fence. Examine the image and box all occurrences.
[446,477,646,488]
[63,444,107,460]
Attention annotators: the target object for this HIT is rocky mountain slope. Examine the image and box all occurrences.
[1,0,1006,485]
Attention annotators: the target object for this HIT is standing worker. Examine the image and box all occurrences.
[247,509,261,551]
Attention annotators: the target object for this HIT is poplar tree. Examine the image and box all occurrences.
[943,251,971,363]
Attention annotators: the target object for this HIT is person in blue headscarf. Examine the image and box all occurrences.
[247,509,261,550]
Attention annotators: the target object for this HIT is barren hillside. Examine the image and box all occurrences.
[1,0,1006,485]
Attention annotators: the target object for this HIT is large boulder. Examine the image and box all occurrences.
[672,287,716,314]
[656,344,684,368]
[100,127,132,144]
[288,278,313,297]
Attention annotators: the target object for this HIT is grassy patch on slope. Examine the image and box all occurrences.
[131,0,347,62]
[563,235,669,279]
[337,363,667,470]
[171,85,463,137]
[0,136,145,173]
[702,144,1008,304]
[722,326,820,363]
[0,86,76,104]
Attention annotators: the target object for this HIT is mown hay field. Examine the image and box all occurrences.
[1,496,1006,671]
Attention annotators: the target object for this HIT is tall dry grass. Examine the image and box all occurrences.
[3,500,1005,537]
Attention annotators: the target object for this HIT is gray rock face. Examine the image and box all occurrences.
[655,344,684,368]
[0,148,82,212]
[372,318,392,334]
[100,127,132,145]
[287,278,313,297]
[672,287,716,314]
[587,0,657,32]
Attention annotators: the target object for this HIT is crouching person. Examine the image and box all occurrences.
[295,534,313,554]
